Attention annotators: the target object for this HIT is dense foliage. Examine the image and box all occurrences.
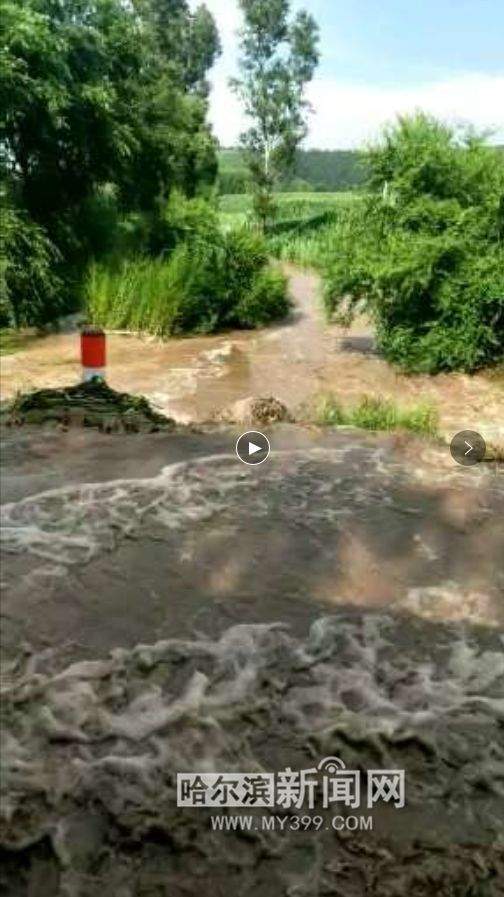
[231,0,319,227]
[0,205,62,326]
[0,0,220,326]
[323,115,504,372]
[88,195,289,335]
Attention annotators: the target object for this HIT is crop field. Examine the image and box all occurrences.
[219,191,360,268]
[220,190,354,221]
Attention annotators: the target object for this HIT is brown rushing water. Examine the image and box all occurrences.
[2,425,503,652]
[1,266,503,442]
[1,267,504,895]
[1,426,504,896]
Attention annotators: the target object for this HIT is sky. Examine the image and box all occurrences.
[191,0,504,149]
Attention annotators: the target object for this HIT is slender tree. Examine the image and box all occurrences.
[231,0,319,228]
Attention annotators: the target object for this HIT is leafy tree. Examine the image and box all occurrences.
[139,0,220,94]
[324,114,504,372]
[231,0,319,227]
[0,204,62,327]
[0,0,220,324]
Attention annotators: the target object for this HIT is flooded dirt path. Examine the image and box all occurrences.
[2,266,502,442]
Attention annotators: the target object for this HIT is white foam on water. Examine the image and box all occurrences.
[0,447,375,567]
[2,447,501,636]
[2,612,503,896]
[2,616,503,828]
[398,582,501,626]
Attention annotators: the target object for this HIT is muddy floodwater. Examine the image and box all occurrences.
[1,265,504,894]
[2,267,503,443]
[1,423,504,895]
[2,426,504,646]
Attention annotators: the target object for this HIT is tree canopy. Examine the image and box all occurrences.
[0,0,220,325]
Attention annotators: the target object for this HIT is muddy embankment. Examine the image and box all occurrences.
[1,417,504,896]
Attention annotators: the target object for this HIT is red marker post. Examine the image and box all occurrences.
[81,325,106,382]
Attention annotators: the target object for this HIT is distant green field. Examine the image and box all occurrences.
[219,192,352,214]
[219,191,355,230]
[219,149,247,175]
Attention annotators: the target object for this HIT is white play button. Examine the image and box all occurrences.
[236,431,271,465]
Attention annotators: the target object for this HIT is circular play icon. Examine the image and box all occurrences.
[450,430,486,466]
[235,431,271,466]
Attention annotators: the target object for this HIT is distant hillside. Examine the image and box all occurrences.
[219,145,504,195]
[292,149,367,191]
[218,148,367,194]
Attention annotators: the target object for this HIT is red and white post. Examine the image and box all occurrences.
[81,326,106,382]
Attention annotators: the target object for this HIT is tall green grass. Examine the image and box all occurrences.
[219,192,353,214]
[317,394,439,436]
[87,253,186,335]
[87,230,290,337]
[266,218,342,268]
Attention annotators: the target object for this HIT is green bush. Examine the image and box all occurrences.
[148,191,220,256]
[323,114,504,373]
[87,214,290,336]
[235,268,289,327]
[0,205,62,327]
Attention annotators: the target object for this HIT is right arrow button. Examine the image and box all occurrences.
[450,430,486,466]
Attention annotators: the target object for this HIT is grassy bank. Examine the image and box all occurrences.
[0,329,39,356]
[317,395,439,436]
[4,380,174,432]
